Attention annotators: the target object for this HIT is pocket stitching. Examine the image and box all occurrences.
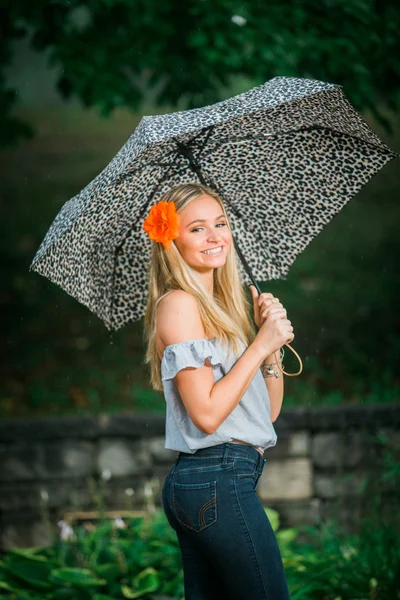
[174,463,228,475]
[234,458,257,478]
[198,497,215,529]
[172,498,193,528]
[172,481,217,532]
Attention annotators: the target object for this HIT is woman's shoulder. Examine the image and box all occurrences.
[156,289,199,319]
[156,290,204,359]
[157,289,195,306]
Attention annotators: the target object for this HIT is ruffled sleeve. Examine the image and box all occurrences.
[161,338,222,381]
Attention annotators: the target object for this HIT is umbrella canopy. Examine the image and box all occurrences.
[29,75,399,331]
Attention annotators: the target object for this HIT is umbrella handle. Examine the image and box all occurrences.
[273,343,303,377]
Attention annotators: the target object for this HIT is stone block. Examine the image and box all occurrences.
[312,432,341,468]
[288,431,311,456]
[265,431,310,460]
[62,442,94,476]
[314,475,336,499]
[0,443,42,481]
[273,407,310,430]
[97,439,152,477]
[258,458,312,501]
[342,430,365,468]
[313,430,373,470]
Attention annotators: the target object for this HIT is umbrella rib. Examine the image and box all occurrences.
[202,125,399,155]
[119,126,215,173]
[195,125,216,158]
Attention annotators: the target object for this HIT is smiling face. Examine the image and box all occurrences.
[173,194,232,273]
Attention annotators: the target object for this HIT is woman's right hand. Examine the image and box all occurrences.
[254,302,294,359]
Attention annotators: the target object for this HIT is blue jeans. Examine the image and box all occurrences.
[162,442,291,599]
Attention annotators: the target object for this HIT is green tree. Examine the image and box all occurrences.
[2,0,400,147]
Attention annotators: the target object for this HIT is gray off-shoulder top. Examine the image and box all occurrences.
[161,336,278,455]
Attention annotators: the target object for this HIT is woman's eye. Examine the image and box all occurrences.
[192,223,226,233]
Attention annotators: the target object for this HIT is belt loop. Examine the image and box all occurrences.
[257,452,265,473]
[221,443,230,467]
[260,455,266,474]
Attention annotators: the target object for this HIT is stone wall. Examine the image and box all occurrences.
[1,403,399,549]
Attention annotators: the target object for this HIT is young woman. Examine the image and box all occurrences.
[143,182,294,599]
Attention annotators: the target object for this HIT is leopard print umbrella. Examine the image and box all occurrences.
[29,76,399,331]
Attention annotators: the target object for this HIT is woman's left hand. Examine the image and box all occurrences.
[249,285,287,330]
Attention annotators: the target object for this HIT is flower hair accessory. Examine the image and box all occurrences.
[142,200,181,250]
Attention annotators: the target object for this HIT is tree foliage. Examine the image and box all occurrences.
[2,0,400,146]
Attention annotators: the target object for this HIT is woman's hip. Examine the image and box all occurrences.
[162,442,268,533]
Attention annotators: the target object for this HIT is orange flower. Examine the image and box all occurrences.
[142,200,181,250]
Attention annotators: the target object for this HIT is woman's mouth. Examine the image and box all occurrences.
[200,246,224,255]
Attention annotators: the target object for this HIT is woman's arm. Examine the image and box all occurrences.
[157,290,273,435]
[261,349,284,423]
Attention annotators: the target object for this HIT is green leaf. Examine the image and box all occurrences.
[51,587,84,599]
[95,562,123,582]
[122,567,159,598]
[3,551,56,590]
[0,581,14,591]
[276,527,301,546]
[265,507,280,532]
[49,568,106,588]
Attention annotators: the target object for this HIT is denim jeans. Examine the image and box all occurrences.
[162,442,291,599]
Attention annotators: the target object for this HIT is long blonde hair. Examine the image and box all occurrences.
[143,182,257,391]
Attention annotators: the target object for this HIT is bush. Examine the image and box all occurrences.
[0,505,399,600]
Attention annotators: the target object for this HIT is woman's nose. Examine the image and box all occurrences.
[207,232,222,241]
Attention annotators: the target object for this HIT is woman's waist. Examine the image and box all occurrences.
[177,441,265,467]
[230,439,264,456]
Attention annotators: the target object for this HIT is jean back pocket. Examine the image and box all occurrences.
[172,480,217,532]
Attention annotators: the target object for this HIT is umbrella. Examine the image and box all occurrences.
[29,75,399,333]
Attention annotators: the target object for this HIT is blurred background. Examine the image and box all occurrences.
[1,3,400,597]
[1,1,400,418]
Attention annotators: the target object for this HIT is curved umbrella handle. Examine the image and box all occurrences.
[274,343,303,377]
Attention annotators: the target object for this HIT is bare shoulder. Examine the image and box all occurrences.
[156,290,206,354]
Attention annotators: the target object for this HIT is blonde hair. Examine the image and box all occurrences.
[143,182,257,391]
